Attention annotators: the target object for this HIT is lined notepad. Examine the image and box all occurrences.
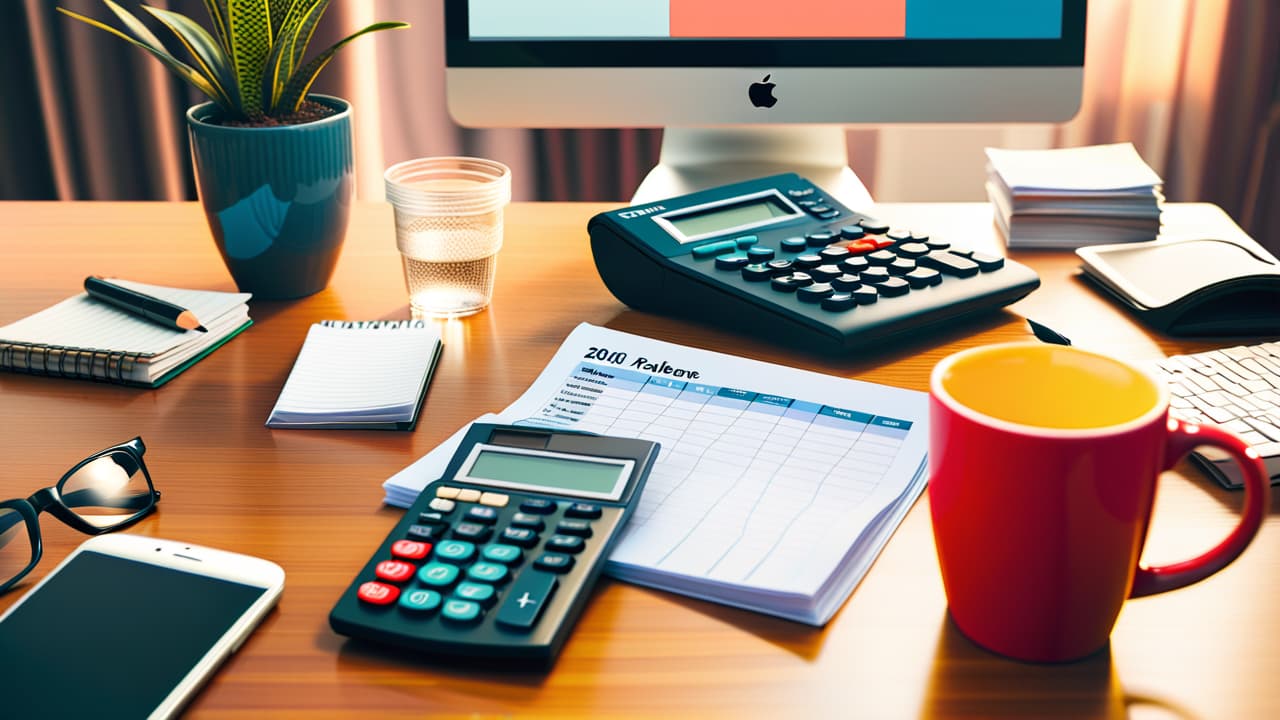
[266,320,443,430]
[0,280,251,387]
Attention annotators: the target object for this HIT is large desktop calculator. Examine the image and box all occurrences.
[588,173,1041,353]
[329,424,660,665]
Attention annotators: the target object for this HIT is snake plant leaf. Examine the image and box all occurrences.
[141,6,238,111]
[55,7,232,113]
[263,0,327,111]
[201,0,232,55]
[275,21,408,114]
[226,0,273,116]
[100,0,168,52]
[269,0,291,36]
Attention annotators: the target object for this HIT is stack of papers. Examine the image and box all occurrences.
[383,323,929,626]
[985,142,1164,248]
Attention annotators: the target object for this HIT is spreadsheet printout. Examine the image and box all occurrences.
[384,323,929,624]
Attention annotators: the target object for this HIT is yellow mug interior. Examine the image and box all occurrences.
[937,344,1161,430]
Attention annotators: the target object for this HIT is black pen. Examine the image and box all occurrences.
[84,276,208,332]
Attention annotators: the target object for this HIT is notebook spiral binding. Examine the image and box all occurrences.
[320,320,428,330]
[0,342,140,384]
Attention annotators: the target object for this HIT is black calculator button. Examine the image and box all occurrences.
[925,238,951,250]
[919,251,980,278]
[860,267,891,284]
[867,250,897,266]
[481,543,524,564]
[838,256,869,274]
[555,520,593,537]
[545,535,586,554]
[896,242,930,258]
[770,275,803,293]
[441,599,483,624]
[831,273,861,290]
[970,252,1005,271]
[714,253,751,271]
[398,588,442,613]
[805,231,836,247]
[565,503,602,519]
[496,571,559,631]
[788,187,815,197]
[454,582,497,607]
[746,246,775,262]
[797,283,835,303]
[466,561,510,584]
[780,236,807,252]
[817,210,840,220]
[852,286,880,305]
[887,257,916,275]
[534,553,576,573]
[910,230,931,243]
[416,562,461,587]
[519,498,556,514]
[406,524,445,543]
[859,218,891,234]
[809,264,841,282]
[509,512,545,530]
[905,267,942,288]
[818,246,850,262]
[501,527,541,547]
[821,292,857,311]
[417,511,448,525]
[887,228,913,243]
[797,199,819,208]
[839,224,866,240]
[434,540,477,564]
[878,277,911,297]
[808,204,832,214]
[794,254,823,269]
[452,522,492,542]
[690,239,738,259]
[766,259,795,275]
[741,263,773,282]
[465,506,499,524]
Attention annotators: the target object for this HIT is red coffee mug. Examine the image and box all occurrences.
[929,343,1269,663]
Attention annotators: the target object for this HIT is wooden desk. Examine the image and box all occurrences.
[1,201,1276,719]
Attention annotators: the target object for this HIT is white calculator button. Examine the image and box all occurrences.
[436,486,461,499]
[480,492,509,507]
[456,489,482,503]
[428,498,456,512]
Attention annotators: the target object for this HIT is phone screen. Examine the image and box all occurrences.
[0,550,269,717]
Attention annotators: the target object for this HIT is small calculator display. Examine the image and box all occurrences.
[329,424,660,666]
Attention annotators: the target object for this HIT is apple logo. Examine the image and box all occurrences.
[748,74,778,108]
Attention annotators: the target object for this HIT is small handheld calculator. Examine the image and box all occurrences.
[329,424,660,665]
[588,173,1040,353]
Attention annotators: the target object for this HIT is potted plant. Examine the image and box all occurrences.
[58,0,409,299]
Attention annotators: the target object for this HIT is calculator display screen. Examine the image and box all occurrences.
[458,445,633,500]
[661,192,798,241]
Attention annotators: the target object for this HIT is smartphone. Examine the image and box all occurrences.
[0,534,284,719]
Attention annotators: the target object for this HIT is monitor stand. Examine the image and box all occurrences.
[630,126,874,209]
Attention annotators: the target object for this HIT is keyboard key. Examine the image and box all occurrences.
[428,498,455,513]
[877,277,911,297]
[747,246,775,262]
[534,553,576,573]
[771,274,813,292]
[734,235,758,248]
[852,286,879,305]
[453,582,496,607]
[839,257,870,274]
[519,498,556,514]
[495,571,559,631]
[555,520,593,537]
[435,486,460,499]
[435,540,476,564]
[809,264,842,281]
[805,230,836,246]
[466,561,510,584]
[565,503,602,519]
[766,259,795,275]
[831,273,861,290]
[919,251,979,278]
[375,560,416,583]
[508,512,545,530]
[839,224,866,240]
[860,267,891,284]
[398,588,442,613]
[859,218,890,234]
[465,506,499,524]
[481,543,524,564]
[406,524,445,543]
[797,283,835,303]
[887,228,913,243]
[456,489,482,503]
[821,292,857,311]
[357,581,399,606]
[501,526,541,547]
[896,242,930,258]
[905,267,942,288]
[417,512,447,525]
[794,254,823,269]
[715,253,751,270]
[416,562,460,588]
[867,250,897,266]
[442,599,482,623]
[970,252,1005,272]
[391,539,431,560]
[819,246,850,262]
[451,522,492,542]
[545,535,586,554]
[742,263,773,282]
[691,239,738,258]
[479,492,509,507]
[780,236,807,252]
[888,258,916,275]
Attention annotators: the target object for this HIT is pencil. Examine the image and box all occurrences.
[83,276,208,332]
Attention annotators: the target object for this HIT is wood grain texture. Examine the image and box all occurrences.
[0,201,1276,719]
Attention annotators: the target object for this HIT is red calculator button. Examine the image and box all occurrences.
[357,581,400,605]
[375,560,416,583]
[391,540,431,560]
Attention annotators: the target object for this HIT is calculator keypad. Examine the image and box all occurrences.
[354,484,613,638]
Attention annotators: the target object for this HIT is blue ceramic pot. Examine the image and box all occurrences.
[186,95,353,299]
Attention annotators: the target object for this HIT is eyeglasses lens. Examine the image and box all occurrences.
[58,450,154,529]
[0,508,34,585]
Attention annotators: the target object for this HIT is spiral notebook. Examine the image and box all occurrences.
[0,280,252,388]
[266,320,443,430]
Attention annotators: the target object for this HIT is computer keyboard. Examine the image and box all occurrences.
[1153,341,1280,489]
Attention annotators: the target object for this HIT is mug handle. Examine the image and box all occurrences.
[1130,418,1270,598]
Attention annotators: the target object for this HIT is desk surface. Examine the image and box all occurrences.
[1,201,1276,719]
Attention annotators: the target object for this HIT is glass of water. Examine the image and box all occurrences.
[384,157,512,318]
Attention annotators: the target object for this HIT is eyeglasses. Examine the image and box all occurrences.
[0,437,160,595]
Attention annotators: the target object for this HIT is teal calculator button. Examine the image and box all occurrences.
[417,562,460,587]
[435,540,476,563]
[442,599,482,623]
[690,240,737,259]
[467,562,509,583]
[454,581,496,605]
[398,588,442,612]
[482,543,523,564]
[734,234,758,248]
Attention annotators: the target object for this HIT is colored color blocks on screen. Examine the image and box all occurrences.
[671,0,906,38]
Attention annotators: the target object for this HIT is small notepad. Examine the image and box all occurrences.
[266,320,443,430]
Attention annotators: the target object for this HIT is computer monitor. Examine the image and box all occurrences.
[444,1,1086,206]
